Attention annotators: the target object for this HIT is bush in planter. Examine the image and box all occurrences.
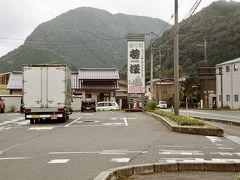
[153,109,205,126]
[144,100,158,111]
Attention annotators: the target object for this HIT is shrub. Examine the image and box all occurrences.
[10,105,16,112]
[222,105,230,110]
[153,109,205,126]
[144,100,158,111]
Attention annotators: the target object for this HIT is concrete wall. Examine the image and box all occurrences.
[72,96,82,111]
[0,95,22,112]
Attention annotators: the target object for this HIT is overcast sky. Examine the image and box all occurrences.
[0,0,234,58]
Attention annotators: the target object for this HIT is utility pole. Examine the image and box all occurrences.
[204,38,207,66]
[159,48,162,101]
[150,41,154,100]
[174,0,179,115]
[197,38,207,66]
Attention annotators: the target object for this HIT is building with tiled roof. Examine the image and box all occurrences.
[6,68,121,110]
[73,68,119,102]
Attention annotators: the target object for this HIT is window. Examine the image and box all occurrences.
[234,64,238,71]
[219,95,221,102]
[226,66,230,72]
[226,95,230,102]
[234,95,238,102]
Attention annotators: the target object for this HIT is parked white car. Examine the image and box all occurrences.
[96,101,119,111]
[157,101,167,109]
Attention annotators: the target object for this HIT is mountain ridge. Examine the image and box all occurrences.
[0,7,171,73]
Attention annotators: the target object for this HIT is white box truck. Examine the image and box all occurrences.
[23,64,72,124]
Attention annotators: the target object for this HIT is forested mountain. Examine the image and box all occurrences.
[145,1,240,80]
[0,7,170,73]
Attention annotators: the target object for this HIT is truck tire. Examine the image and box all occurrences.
[30,119,34,124]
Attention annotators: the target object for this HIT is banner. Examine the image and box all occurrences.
[127,41,145,93]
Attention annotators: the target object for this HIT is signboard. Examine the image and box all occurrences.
[127,41,145,93]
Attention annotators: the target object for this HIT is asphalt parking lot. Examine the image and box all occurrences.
[0,111,240,180]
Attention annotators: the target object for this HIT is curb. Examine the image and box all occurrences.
[94,162,240,180]
[145,112,224,137]
[193,116,240,126]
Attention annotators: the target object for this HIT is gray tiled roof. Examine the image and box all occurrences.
[7,72,22,89]
[78,68,119,80]
[7,72,79,90]
[79,81,118,90]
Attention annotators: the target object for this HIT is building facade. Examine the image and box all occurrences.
[197,67,216,109]
[72,68,119,102]
[216,57,240,109]
[146,78,174,102]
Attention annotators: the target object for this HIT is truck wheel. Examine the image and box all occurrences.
[30,119,34,124]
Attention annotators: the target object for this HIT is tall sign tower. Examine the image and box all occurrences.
[127,33,145,109]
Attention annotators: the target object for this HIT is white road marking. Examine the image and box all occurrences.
[211,152,233,156]
[48,159,70,164]
[0,117,25,126]
[210,151,240,156]
[159,150,204,156]
[49,151,100,155]
[159,158,240,163]
[225,136,240,146]
[206,136,222,143]
[180,110,240,119]
[123,117,128,126]
[102,123,124,126]
[64,117,81,127]
[102,150,147,154]
[111,158,130,163]
[0,157,32,161]
[218,147,234,150]
[28,127,54,130]
[15,120,29,126]
[0,143,21,154]
[49,149,147,155]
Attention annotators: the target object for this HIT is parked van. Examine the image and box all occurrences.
[96,101,119,111]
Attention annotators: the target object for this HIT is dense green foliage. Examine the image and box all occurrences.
[153,109,205,126]
[0,7,170,73]
[144,100,158,111]
[145,1,240,80]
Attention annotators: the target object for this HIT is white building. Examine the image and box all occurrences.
[216,57,240,109]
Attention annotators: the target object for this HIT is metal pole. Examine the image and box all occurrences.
[150,42,154,100]
[174,0,179,115]
[204,38,207,66]
[159,48,162,101]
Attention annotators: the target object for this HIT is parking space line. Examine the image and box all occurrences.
[64,117,82,127]
[111,158,130,163]
[123,117,128,126]
[48,159,70,164]
[0,157,32,161]
[0,143,21,154]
